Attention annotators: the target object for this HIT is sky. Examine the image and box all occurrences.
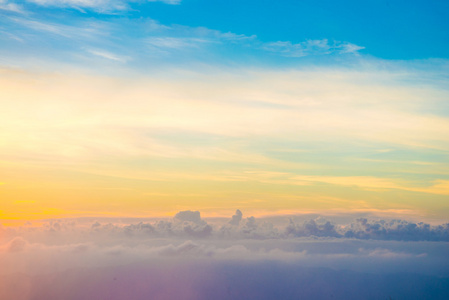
[1,1,449,299]
[1,0,449,223]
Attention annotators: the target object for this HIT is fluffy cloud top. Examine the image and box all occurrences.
[229,209,242,226]
[174,210,203,224]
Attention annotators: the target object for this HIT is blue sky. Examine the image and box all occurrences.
[143,0,449,59]
[1,0,448,69]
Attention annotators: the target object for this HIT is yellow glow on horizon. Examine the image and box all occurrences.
[1,66,448,223]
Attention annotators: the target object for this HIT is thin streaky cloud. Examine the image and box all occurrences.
[146,37,211,50]
[9,17,108,39]
[25,0,180,13]
[1,12,365,66]
[87,48,130,62]
[261,39,365,57]
[0,0,24,13]
[10,18,71,37]
[0,30,24,42]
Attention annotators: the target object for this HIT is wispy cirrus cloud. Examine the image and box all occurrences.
[146,37,211,54]
[1,12,361,67]
[141,24,256,54]
[8,16,108,39]
[145,29,257,51]
[87,48,130,62]
[25,0,180,13]
[0,0,23,13]
[261,39,364,57]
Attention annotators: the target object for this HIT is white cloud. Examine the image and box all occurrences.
[10,18,72,37]
[9,17,107,39]
[339,42,365,54]
[143,28,257,55]
[146,37,210,52]
[25,0,180,13]
[3,11,362,66]
[261,39,364,57]
[0,0,24,13]
[87,48,130,62]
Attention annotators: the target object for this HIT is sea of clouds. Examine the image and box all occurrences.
[1,210,449,300]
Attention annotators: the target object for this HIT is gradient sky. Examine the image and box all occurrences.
[1,0,449,223]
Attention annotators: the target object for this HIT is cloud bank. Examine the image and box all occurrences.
[1,211,449,299]
[2,210,448,243]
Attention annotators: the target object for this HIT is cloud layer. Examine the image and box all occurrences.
[2,210,448,244]
[2,211,448,299]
